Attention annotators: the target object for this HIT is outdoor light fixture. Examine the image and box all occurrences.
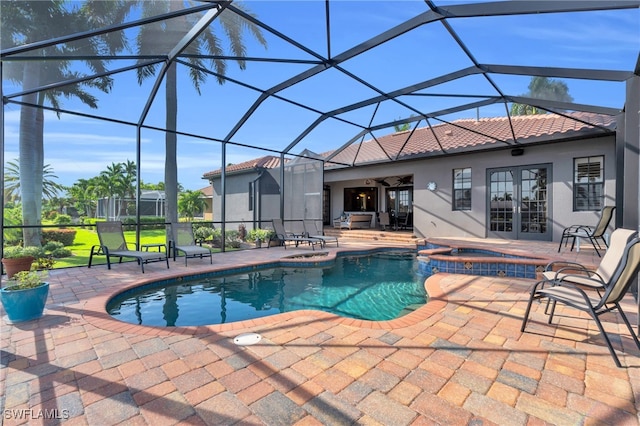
[427,182,437,191]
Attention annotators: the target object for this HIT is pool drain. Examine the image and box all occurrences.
[233,332,262,346]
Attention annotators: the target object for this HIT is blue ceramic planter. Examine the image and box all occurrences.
[0,282,49,323]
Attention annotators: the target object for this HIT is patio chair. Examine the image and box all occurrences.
[268,219,323,250]
[521,232,640,367]
[558,206,615,257]
[88,221,170,273]
[303,220,339,247]
[541,228,638,294]
[168,222,213,266]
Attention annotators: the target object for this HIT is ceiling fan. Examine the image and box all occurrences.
[397,175,413,185]
[374,178,390,187]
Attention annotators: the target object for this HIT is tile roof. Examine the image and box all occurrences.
[198,185,213,197]
[201,112,616,178]
[327,112,616,167]
[202,155,283,179]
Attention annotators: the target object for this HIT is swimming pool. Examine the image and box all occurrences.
[107,251,429,327]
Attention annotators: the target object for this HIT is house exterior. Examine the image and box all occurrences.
[203,112,624,242]
[198,185,213,221]
[202,156,284,229]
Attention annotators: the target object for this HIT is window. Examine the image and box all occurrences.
[344,187,377,212]
[453,168,471,210]
[574,156,603,211]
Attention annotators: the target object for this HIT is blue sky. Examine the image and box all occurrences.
[2,1,639,191]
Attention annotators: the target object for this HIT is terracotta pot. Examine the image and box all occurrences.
[2,256,35,278]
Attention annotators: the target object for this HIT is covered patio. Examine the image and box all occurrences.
[2,239,639,424]
[2,1,640,424]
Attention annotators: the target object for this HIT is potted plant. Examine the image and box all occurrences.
[0,270,49,322]
[1,246,41,278]
[247,229,275,248]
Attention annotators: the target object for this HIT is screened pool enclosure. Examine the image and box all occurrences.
[1,1,639,253]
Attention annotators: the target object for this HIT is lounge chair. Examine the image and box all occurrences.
[558,206,615,257]
[88,221,169,273]
[303,220,339,247]
[542,228,637,294]
[168,222,213,266]
[521,230,640,367]
[269,219,323,250]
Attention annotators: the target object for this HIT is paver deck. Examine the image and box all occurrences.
[1,236,639,425]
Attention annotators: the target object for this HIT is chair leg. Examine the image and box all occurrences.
[588,236,602,257]
[520,285,542,332]
[590,310,622,367]
[614,302,640,352]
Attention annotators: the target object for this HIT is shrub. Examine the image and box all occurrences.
[22,246,46,259]
[53,214,72,225]
[43,241,64,252]
[42,229,76,246]
[247,228,275,242]
[194,226,214,242]
[50,247,72,258]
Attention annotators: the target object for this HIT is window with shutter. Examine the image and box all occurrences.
[574,156,604,211]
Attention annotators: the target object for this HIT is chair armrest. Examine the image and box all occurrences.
[544,260,588,272]
[556,272,606,289]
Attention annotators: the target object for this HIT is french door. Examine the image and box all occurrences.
[487,164,551,241]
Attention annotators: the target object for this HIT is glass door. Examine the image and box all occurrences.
[386,187,413,229]
[488,165,551,241]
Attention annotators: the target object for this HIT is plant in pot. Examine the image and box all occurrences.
[247,229,275,248]
[0,270,49,322]
[1,245,41,278]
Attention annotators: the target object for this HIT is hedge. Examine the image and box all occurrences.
[42,228,77,246]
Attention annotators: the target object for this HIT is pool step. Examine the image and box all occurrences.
[322,228,418,245]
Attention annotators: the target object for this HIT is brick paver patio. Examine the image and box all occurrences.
[1,237,639,425]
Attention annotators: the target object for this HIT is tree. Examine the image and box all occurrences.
[135,1,267,227]
[394,115,415,132]
[178,190,206,221]
[4,160,65,204]
[510,76,574,116]
[68,178,97,218]
[2,1,132,246]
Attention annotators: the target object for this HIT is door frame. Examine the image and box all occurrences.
[486,163,552,241]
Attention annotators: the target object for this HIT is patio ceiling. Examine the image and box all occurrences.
[2,0,639,169]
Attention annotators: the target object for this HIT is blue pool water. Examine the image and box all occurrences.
[107,251,429,327]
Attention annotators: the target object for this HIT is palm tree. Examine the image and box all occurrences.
[120,159,137,217]
[510,76,574,116]
[2,1,132,246]
[68,178,97,218]
[135,1,267,226]
[4,159,66,204]
[178,189,207,221]
[99,162,128,220]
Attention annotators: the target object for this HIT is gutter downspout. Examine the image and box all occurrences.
[251,169,264,229]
